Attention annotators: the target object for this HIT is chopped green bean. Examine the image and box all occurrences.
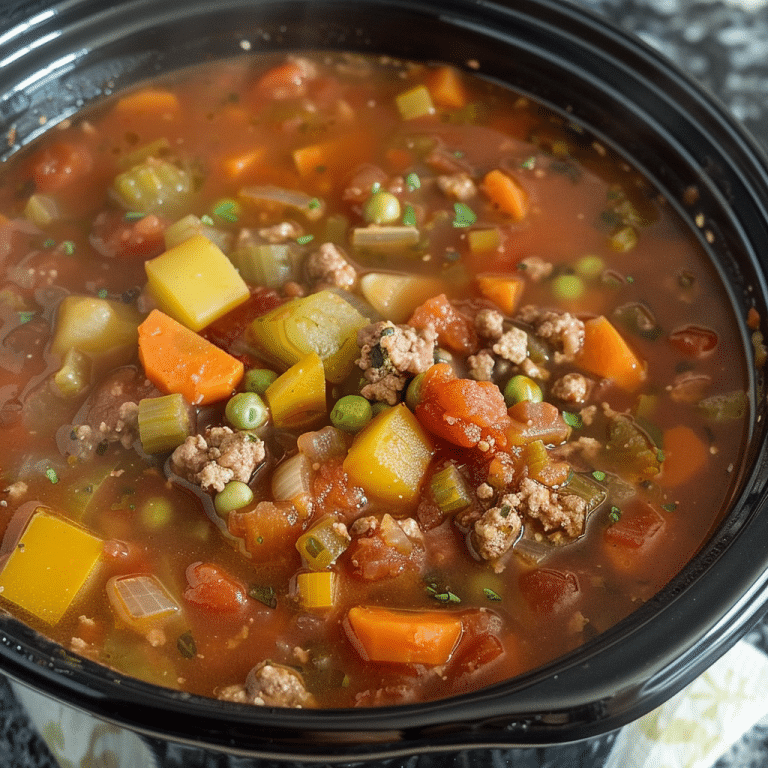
[225,392,269,430]
[214,481,254,516]
[330,395,372,433]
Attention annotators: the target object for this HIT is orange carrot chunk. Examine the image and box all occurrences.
[659,425,709,487]
[408,294,479,355]
[476,274,526,315]
[482,169,529,222]
[345,606,463,665]
[427,66,468,109]
[576,315,646,391]
[138,309,244,405]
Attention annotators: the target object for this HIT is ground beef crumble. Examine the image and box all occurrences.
[516,306,585,363]
[305,242,357,290]
[217,661,316,707]
[171,426,266,493]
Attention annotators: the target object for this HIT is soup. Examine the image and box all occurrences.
[0,52,750,708]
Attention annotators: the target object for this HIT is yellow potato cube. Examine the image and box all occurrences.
[0,508,103,625]
[343,403,434,506]
[145,234,249,331]
[359,272,446,324]
[265,352,327,430]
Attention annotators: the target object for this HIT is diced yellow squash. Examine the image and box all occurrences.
[145,234,249,331]
[296,570,337,609]
[51,295,141,360]
[248,290,368,383]
[0,508,103,624]
[395,85,435,120]
[359,272,445,324]
[265,352,327,429]
[343,403,434,506]
[106,574,181,633]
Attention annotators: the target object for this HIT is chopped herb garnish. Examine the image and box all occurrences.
[45,467,59,484]
[61,240,75,255]
[433,591,461,603]
[591,470,607,482]
[405,172,421,191]
[626,275,635,283]
[380,326,395,337]
[521,156,536,170]
[248,584,277,609]
[453,150,465,159]
[307,197,321,210]
[608,506,622,524]
[296,234,315,245]
[483,588,502,602]
[213,200,239,223]
[124,211,145,221]
[402,204,417,226]
[662,502,678,513]
[177,631,197,659]
[562,411,583,429]
[499,504,512,519]
[371,181,382,194]
[444,249,460,261]
[18,311,35,325]
[452,202,476,228]
[43,238,56,249]
[656,448,666,462]
[200,214,215,226]
[95,440,109,456]
[97,288,108,299]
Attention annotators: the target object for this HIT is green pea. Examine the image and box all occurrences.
[214,481,254,516]
[370,401,391,417]
[504,375,543,407]
[434,347,453,365]
[405,372,426,411]
[140,497,174,530]
[244,368,278,395]
[363,191,401,225]
[575,254,604,279]
[330,394,373,433]
[225,391,268,430]
[551,274,585,301]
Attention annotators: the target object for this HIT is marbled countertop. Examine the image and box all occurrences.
[2,0,768,765]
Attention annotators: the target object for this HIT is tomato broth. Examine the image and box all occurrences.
[0,52,750,708]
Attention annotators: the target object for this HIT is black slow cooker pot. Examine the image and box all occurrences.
[2,0,768,760]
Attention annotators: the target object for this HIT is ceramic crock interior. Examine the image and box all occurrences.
[3,0,768,760]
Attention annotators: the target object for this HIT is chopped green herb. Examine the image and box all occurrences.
[296,234,315,245]
[483,588,502,602]
[370,181,382,194]
[521,156,536,170]
[97,288,108,299]
[656,449,666,462]
[591,470,607,482]
[563,411,583,429]
[124,211,146,221]
[18,311,35,325]
[608,506,622,524]
[308,197,321,210]
[177,631,197,659]
[45,467,59,484]
[405,172,421,191]
[43,238,56,249]
[626,275,635,283]
[662,502,678,513]
[453,150,465,159]
[499,503,512,519]
[213,200,239,223]
[248,584,277,609]
[61,240,75,255]
[402,204,417,227]
[452,202,476,228]
[200,214,214,226]
[433,590,461,603]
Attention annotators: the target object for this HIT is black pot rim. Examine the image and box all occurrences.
[3,0,768,759]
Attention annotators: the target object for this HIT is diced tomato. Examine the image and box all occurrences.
[183,562,248,613]
[506,401,571,447]
[313,457,367,520]
[415,363,511,449]
[30,141,93,193]
[603,501,666,573]
[255,59,316,100]
[519,568,580,614]
[409,294,479,355]
[227,501,305,562]
[449,633,505,677]
[90,210,168,260]
[667,325,719,357]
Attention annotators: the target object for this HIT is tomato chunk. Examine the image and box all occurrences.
[409,294,479,355]
[519,568,580,614]
[183,562,247,613]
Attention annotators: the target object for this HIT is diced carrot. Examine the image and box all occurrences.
[30,141,93,193]
[384,147,414,174]
[222,147,266,180]
[506,401,571,447]
[345,605,463,665]
[183,562,247,613]
[427,66,468,109]
[138,309,244,405]
[576,315,646,391]
[482,169,529,222]
[292,131,375,191]
[659,425,709,487]
[476,274,525,315]
[747,307,760,331]
[415,363,511,449]
[256,60,314,99]
[114,89,181,118]
[408,294,479,355]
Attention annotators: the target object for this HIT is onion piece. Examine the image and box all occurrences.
[240,185,325,221]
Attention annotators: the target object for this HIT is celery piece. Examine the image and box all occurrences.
[351,225,420,254]
[248,289,368,383]
[24,194,58,227]
[698,390,748,421]
[229,242,302,287]
[430,463,472,514]
[111,157,192,217]
[138,393,194,454]
[239,185,326,222]
[603,414,661,483]
[563,472,607,516]
[296,570,337,609]
[53,348,92,398]
[164,214,233,253]
[118,137,171,170]
[396,85,435,120]
[295,517,350,570]
[613,302,663,341]
[523,440,549,480]
[609,225,638,252]
[51,295,141,362]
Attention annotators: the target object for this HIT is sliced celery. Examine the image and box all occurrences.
[563,472,607,516]
[111,157,192,217]
[118,137,172,170]
[351,225,420,254]
[295,516,350,570]
[138,393,194,454]
[229,242,301,287]
[613,302,662,341]
[430,463,472,514]
[603,414,661,483]
[164,214,232,253]
[698,390,748,421]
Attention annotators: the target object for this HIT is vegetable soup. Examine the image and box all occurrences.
[0,52,752,707]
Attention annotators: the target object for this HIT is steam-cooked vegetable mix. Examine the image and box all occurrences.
[0,53,751,707]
